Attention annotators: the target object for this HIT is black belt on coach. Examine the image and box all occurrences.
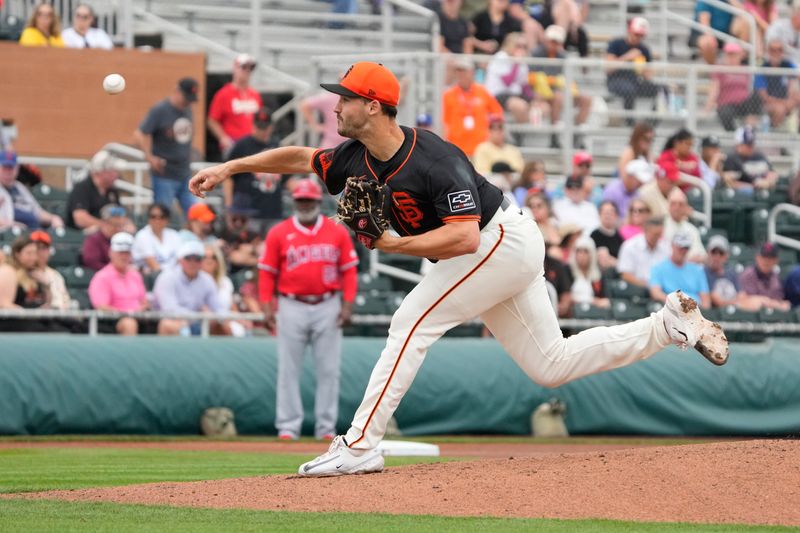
[279,291,338,305]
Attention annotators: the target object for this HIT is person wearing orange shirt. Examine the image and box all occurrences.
[442,57,504,157]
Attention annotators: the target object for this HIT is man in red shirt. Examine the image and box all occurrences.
[208,54,263,156]
[258,178,359,441]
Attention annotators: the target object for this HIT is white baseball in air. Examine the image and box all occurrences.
[103,73,126,95]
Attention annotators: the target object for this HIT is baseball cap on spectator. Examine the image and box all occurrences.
[723,42,743,54]
[100,204,127,219]
[253,107,271,128]
[0,150,17,167]
[178,77,199,103]
[90,149,126,173]
[320,61,401,107]
[625,159,654,183]
[234,53,257,69]
[452,56,474,71]
[30,230,51,246]
[706,235,730,254]
[178,239,205,260]
[629,16,649,36]
[292,179,323,200]
[544,25,566,44]
[187,203,216,223]
[565,175,584,189]
[572,151,592,167]
[672,231,693,249]
[759,242,779,258]
[488,114,505,127]
[416,113,433,127]
[701,135,721,149]
[110,232,134,253]
[558,222,582,244]
[491,161,514,174]
[735,126,756,145]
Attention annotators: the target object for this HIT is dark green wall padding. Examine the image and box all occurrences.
[1,335,798,436]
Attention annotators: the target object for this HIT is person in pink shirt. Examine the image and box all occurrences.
[300,91,347,149]
[88,232,148,335]
[208,54,264,156]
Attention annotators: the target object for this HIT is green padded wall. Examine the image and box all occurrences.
[1,335,799,436]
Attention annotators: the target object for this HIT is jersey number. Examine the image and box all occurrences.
[392,192,423,229]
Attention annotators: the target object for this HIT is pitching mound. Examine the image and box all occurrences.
[19,439,800,526]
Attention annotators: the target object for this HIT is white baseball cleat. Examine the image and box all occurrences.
[297,435,384,477]
[662,290,729,366]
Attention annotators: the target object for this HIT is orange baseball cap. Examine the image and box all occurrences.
[30,230,52,245]
[187,203,216,223]
[320,62,400,107]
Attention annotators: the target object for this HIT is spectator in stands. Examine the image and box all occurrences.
[472,115,524,175]
[208,55,262,157]
[88,232,148,335]
[225,108,286,231]
[61,3,113,49]
[569,236,609,308]
[551,152,603,206]
[620,198,651,241]
[649,232,711,308]
[658,128,701,179]
[732,0,777,57]
[301,92,346,150]
[30,230,70,310]
[507,0,544,50]
[442,57,503,156]
[416,113,434,131]
[472,0,521,55]
[514,159,547,205]
[153,240,229,336]
[485,161,517,206]
[179,203,217,244]
[722,126,778,191]
[18,2,65,47]
[704,234,762,310]
[543,249,573,317]
[662,188,706,263]
[699,135,725,189]
[705,42,762,132]
[82,204,128,271]
[591,200,623,270]
[739,242,791,310]
[66,149,123,231]
[0,151,63,230]
[765,0,800,64]
[755,39,799,129]
[438,0,474,54]
[603,158,650,219]
[784,263,800,308]
[133,77,199,216]
[201,243,247,337]
[525,191,560,244]
[617,216,670,287]
[530,25,591,148]
[132,203,181,273]
[606,17,659,123]
[485,32,537,124]
[549,0,590,57]
[617,122,655,184]
[218,197,260,274]
[639,159,679,219]
[690,0,738,64]
[552,175,598,235]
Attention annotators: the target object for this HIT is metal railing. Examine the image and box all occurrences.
[767,203,800,252]
[680,173,712,227]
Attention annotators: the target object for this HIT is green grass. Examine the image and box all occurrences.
[0,448,445,493]
[0,500,793,533]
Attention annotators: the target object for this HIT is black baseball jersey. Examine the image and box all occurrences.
[310,126,503,236]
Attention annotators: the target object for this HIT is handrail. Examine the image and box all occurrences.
[679,173,713,227]
[767,203,800,252]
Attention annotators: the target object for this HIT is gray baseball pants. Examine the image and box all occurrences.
[275,296,342,438]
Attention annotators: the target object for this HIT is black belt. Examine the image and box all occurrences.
[279,291,338,305]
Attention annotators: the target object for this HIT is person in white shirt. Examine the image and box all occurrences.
[132,203,182,273]
[553,175,599,235]
[61,4,113,50]
[765,0,800,64]
[616,217,671,287]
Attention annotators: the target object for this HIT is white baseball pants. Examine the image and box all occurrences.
[344,206,672,450]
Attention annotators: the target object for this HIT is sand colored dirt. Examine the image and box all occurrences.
[16,439,800,526]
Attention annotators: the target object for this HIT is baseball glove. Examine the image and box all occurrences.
[337,176,390,249]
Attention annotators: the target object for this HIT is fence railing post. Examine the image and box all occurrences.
[562,56,575,173]
[686,65,698,133]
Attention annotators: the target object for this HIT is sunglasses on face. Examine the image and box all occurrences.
[710,248,727,255]
[240,64,256,71]
[204,254,217,260]
[578,162,592,168]
[149,213,167,220]
[75,12,92,19]
[631,207,650,214]
[183,255,203,262]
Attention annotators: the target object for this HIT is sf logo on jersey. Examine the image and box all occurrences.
[392,191,423,228]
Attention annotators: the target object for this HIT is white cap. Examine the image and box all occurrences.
[629,16,650,36]
[90,150,126,173]
[110,232,134,253]
[234,53,257,68]
[452,55,474,70]
[625,159,654,183]
[544,25,566,44]
[178,239,205,259]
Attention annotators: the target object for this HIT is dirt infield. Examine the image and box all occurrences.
[17,439,800,526]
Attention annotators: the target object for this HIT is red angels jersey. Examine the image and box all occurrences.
[259,215,358,297]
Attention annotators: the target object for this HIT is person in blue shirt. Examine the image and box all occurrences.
[690,0,736,64]
[785,265,800,308]
[649,231,711,308]
[755,39,800,129]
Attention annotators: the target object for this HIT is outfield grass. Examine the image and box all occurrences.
[0,500,793,533]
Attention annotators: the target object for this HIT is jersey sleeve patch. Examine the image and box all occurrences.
[447,190,476,213]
